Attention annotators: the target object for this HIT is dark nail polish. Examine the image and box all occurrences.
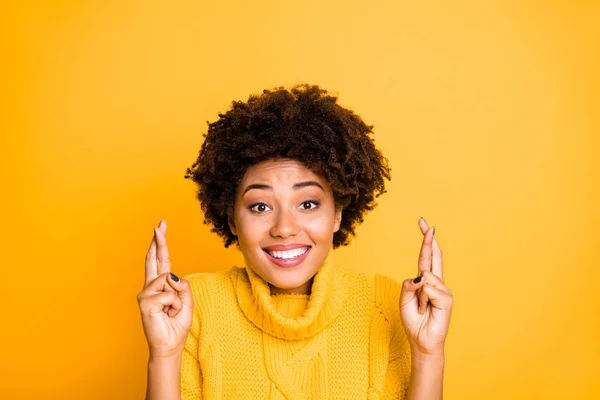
[413,276,422,284]
[170,273,179,282]
[432,227,435,236]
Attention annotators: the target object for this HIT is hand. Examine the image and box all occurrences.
[137,220,194,359]
[399,217,453,356]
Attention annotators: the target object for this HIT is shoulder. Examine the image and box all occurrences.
[181,267,240,336]
[373,274,411,349]
[182,267,240,312]
[373,274,402,304]
[333,268,401,302]
[182,267,239,293]
[336,269,402,319]
[372,274,403,324]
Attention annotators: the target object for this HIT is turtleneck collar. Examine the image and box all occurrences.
[233,253,349,341]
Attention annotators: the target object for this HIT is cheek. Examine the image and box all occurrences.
[304,214,337,241]
[237,215,270,243]
[236,210,337,245]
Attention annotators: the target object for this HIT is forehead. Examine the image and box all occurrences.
[241,159,324,184]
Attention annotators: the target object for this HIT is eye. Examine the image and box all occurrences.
[299,200,320,210]
[249,202,272,213]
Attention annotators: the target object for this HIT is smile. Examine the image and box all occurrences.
[263,246,312,268]
[264,247,310,259]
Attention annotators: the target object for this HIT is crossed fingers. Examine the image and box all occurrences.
[144,219,175,313]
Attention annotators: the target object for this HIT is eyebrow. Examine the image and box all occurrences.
[242,181,325,195]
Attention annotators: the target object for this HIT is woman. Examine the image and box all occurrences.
[137,84,453,399]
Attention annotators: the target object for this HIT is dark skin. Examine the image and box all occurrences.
[402,218,452,399]
[137,218,451,399]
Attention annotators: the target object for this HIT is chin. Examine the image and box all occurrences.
[269,272,309,288]
[267,268,316,294]
[246,248,322,292]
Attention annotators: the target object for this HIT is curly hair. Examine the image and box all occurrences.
[184,83,391,249]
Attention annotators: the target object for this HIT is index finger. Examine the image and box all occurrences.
[144,232,158,288]
[417,226,435,274]
[432,236,443,281]
[155,220,171,276]
[144,220,167,288]
[418,218,443,280]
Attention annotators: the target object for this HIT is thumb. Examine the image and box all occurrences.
[166,273,194,313]
[400,275,425,309]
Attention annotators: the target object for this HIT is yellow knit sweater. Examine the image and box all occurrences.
[181,256,411,399]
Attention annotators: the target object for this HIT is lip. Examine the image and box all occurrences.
[263,246,311,268]
[263,243,311,251]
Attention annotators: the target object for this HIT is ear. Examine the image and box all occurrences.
[228,213,238,236]
[333,207,342,233]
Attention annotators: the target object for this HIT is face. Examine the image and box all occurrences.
[228,159,342,295]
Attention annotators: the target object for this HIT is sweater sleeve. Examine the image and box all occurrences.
[374,274,412,400]
[180,273,208,400]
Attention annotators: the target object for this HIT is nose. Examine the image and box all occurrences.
[269,208,299,238]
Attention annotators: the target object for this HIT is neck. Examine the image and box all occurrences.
[235,255,349,340]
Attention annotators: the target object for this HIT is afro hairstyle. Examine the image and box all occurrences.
[184,83,391,248]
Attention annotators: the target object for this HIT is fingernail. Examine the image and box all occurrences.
[420,217,426,224]
[413,276,422,284]
[170,273,179,282]
[432,226,435,236]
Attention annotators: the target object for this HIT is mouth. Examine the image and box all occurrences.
[264,246,310,259]
[262,246,312,268]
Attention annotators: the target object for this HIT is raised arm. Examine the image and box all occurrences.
[137,220,195,400]
[399,218,453,399]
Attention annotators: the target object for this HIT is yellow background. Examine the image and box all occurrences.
[2,1,599,399]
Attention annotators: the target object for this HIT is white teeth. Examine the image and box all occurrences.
[267,247,309,259]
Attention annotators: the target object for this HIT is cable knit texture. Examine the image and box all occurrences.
[181,255,411,399]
